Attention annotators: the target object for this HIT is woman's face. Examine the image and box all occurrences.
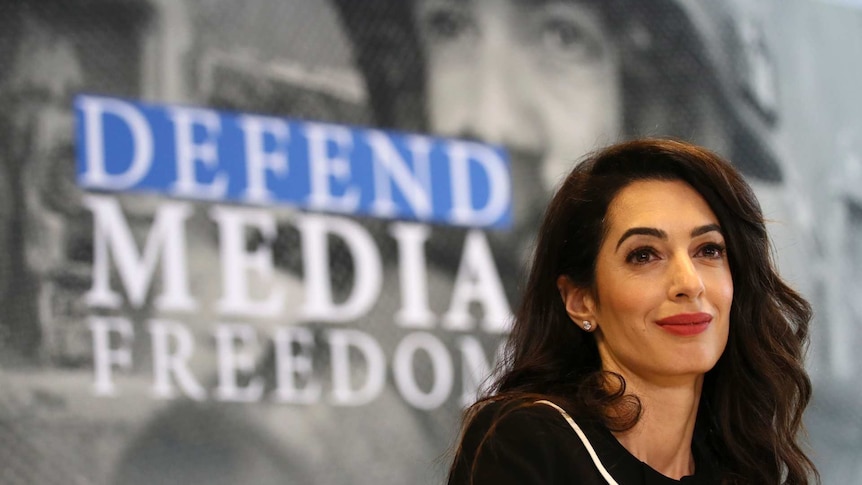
[414,0,622,247]
[587,179,733,384]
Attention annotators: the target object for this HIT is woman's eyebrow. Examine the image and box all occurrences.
[691,223,722,238]
[615,224,723,251]
[615,227,666,250]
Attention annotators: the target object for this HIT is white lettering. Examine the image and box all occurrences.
[272,326,321,404]
[327,329,385,406]
[297,214,382,322]
[169,107,227,199]
[305,123,360,212]
[148,320,206,400]
[78,96,154,190]
[368,132,432,218]
[393,332,453,410]
[238,115,290,204]
[213,323,264,402]
[84,195,196,312]
[443,230,511,333]
[89,316,134,396]
[448,141,511,226]
[456,335,503,406]
[389,222,435,328]
[210,206,284,317]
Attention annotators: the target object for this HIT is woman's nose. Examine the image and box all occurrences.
[668,255,706,301]
[454,49,520,147]
[456,37,542,152]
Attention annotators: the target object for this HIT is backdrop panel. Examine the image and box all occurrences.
[1,1,861,483]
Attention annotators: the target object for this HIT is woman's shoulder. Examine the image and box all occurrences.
[464,398,579,437]
[449,398,608,485]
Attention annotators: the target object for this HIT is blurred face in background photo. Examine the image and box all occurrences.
[3,6,299,370]
[3,8,165,363]
[414,0,623,248]
[4,15,92,360]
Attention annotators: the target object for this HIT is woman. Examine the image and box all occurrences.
[448,139,817,484]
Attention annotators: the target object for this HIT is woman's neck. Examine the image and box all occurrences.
[608,372,704,480]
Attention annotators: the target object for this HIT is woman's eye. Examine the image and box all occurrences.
[697,243,726,259]
[626,247,657,265]
[539,17,603,61]
[420,7,474,42]
[543,19,585,48]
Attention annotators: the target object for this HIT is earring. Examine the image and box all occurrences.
[582,320,592,331]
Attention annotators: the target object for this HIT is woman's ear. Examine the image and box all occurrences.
[556,275,597,328]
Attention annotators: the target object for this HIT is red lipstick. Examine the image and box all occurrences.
[655,312,712,336]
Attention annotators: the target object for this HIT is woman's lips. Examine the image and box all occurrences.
[655,312,712,336]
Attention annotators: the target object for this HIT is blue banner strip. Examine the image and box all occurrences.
[74,95,512,229]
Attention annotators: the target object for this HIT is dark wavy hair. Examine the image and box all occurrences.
[452,139,817,484]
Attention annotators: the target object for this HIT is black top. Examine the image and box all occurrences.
[448,401,724,485]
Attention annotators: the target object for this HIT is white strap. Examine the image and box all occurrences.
[534,400,620,485]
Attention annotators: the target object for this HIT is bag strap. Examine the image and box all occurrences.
[534,400,620,485]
